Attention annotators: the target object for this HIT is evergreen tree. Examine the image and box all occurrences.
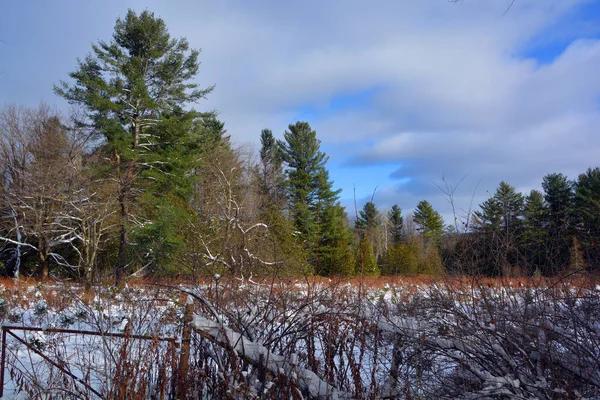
[413,200,444,245]
[474,181,524,231]
[55,10,214,282]
[320,204,355,276]
[356,201,380,239]
[388,204,404,246]
[542,173,574,272]
[573,167,600,267]
[522,189,548,273]
[354,237,380,277]
[473,181,524,276]
[258,129,284,203]
[278,121,347,274]
[254,128,307,275]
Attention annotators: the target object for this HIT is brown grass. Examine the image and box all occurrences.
[2,271,598,294]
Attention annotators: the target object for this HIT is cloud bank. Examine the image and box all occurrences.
[1,0,599,223]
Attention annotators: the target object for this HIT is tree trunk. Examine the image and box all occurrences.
[38,236,50,280]
[115,115,139,286]
[40,253,49,280]
[114,153,131,287]
[176,299,194,396]
[115,195,129,287]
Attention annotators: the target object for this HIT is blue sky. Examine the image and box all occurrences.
[2,0,600,225]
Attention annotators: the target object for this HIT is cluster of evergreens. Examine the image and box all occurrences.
[362,173,600,278]
[445,174,600,276]
[0,10,598,282]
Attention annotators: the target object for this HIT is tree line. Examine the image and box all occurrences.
[1,10,598,283]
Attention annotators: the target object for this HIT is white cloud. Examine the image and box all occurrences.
[151,0,600,219]
[2,0,598,221]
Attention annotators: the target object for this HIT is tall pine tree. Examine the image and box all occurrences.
[542,173,574,273]
[522,189,548,273]
[388,204,404,246]
[278,121,351,275]
[55,9,214,282]
[356,201,380,239]
[573,167,600,267]
[257,129,285,205]
[473,181,524,276]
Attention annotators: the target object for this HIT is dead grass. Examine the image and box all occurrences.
[2,271,599,294]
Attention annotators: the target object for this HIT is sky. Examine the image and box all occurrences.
[2,0,600,226]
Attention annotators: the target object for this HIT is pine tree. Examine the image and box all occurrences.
[542,173,574,272]
[413,200,444,245]
[254,128,307,275]
[320,204,355,276]
[522,189,548,273]
[388,205,404,246]
[354,237,380,277]
[573,167,600,267]
[258,129,284,203]
[278,121,348,274]
[55,10,214,282]
[356,201,380,239]
[474,181,524,231]
[473,181,524,276]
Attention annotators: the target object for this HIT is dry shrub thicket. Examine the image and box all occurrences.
[0,272,599,399]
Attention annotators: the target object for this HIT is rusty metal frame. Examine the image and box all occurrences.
[0,325,177,398]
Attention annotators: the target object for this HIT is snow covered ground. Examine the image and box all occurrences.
[0,276,599,399]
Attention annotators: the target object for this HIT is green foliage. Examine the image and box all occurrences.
[258,201,311,276]
[381,242,419,275]
[521,189,548,272]
[54,9,214,280]
[474,181,524,231]
[317,204,355,276]
[413,200,444,245]
[381,236,442,276]
[388,205,404,246]
[542,173,574,272]
[356,201,380,239]
[573,167,600,266]
[55,9,212,147]
[258,129,285,203]
[132,195,190,276]
[278,121,347,273]
[354,237,380,277]
[469,182,525,276]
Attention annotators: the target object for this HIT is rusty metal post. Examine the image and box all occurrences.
[176,296,194,397]
[1,326,7,398]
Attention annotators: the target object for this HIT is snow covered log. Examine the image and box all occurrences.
[191,314,351,400]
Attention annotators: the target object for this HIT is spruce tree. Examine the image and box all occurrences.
[473,181,524,276]
[55,9,214,282]
[413,200,444,244]
[474,181,524,231]
[258,129,284,204]
[388,204,404,246]
[355,237,380,277]
[542,173,574,272]
[573,167,600,266]
[356,201,380,239]
[522,189,548,273]
[278,121,350,274]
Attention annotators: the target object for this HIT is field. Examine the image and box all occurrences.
[0,274,599,399]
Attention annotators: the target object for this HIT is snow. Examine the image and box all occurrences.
[192,314,349,399]
[1,278,599,399]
